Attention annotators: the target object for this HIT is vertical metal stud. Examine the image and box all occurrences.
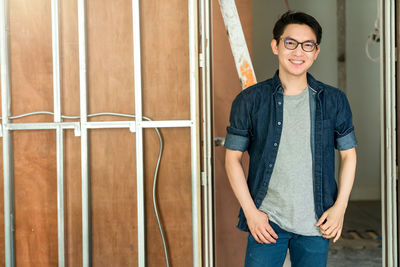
[132,0,146,266]
[77,0,91,266]
[205,0,214,265]
[382,0,398,265]
[199,0,209,266]
[189,0,202,266]
[388,0,397,265]
[55,127,65,266]
[51,0,65,265]
[200,0,215,265]
[0,0,15,266]
[52,0,61,123]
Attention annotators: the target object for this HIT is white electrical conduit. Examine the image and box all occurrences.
[5,111,171,267]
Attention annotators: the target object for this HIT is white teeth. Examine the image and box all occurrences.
[290,60,304,64]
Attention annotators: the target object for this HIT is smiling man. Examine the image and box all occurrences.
[224,11,357,267]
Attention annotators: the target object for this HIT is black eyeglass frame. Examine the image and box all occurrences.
[279,38,319,52]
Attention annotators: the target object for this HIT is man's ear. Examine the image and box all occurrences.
[271,39,278,55]
[313,45,321,60]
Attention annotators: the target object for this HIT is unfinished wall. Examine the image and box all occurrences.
[1,0,193,266]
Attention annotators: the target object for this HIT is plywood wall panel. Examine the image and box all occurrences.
[13,131,58,266]
[9,0,54,122]
[141,0,190,121]
[86,0,135,118]
[60,0,80,117]
[144,128,192,267]
[89,129,138,267]
[212,0,253,266]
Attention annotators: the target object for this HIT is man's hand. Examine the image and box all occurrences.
[315,203,347,242]
[245,209,278,244]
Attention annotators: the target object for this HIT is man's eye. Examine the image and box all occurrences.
[304,42,315,48]
[286,40,296,45]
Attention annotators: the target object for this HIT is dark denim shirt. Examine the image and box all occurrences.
[224,71,358,232]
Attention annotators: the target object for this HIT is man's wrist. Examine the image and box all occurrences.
[243,204,259,217]
[334,198,348,209]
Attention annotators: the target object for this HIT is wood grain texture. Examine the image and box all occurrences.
[89,129,138,267]
[9,0,54,122]
[141,0,190,121]
[86,0,135,119]
[60,0,80,118]
[13,131,58,266]
[212,0,253,266]
[143,128,192,267]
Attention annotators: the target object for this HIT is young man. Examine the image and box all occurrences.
[224,11,357,267]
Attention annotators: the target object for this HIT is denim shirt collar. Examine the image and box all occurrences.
[271,70,324,95]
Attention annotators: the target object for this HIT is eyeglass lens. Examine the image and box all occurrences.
[283,38,316,52]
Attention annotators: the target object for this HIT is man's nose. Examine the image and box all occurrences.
[294,45,303,55]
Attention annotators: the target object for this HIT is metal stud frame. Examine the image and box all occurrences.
[0,0,205,266]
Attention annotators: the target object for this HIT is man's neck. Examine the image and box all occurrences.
[279,71,308,96]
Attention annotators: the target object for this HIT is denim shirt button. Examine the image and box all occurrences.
[274,142,278,146]
[278,101,282,105]
[277,121,281,126]
[264,182,267,186]
[269,164,273,168]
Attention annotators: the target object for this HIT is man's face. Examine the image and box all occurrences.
[271,24,320,78]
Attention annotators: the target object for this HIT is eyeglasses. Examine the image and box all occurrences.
[280,38,318,52]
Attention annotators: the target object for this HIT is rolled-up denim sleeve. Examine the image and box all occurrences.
[224,92,252,152]
[335,91,358,150]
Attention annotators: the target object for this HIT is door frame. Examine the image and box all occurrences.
[381,0,398,266]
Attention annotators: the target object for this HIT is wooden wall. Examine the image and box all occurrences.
[212,0,253,266]
[1,0,193,266]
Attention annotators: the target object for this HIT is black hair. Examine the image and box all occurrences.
[273,11,322,44]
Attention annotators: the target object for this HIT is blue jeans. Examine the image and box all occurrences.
[244,221,329,267]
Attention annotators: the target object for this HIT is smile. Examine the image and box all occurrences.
[289,59,305,64]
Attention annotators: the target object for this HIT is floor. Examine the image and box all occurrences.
[283,200,382,267]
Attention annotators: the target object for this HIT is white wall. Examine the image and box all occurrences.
[345,0,381,200]
[252,0,381,200]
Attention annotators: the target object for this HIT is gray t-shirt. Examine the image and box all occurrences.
[259,87,321,236]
